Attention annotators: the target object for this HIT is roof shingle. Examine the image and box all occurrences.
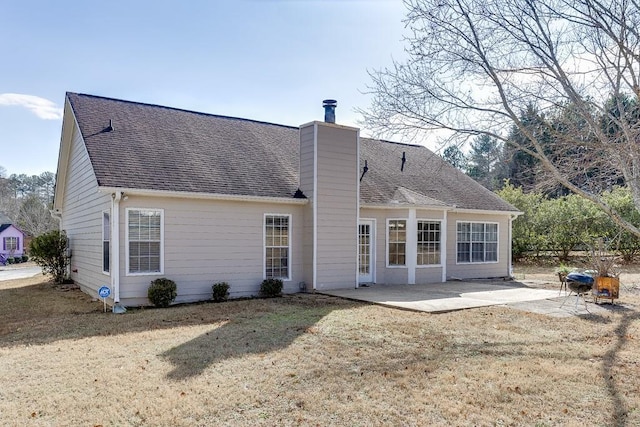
[66,92,517,212]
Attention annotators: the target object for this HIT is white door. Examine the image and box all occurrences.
[358,220,374,283]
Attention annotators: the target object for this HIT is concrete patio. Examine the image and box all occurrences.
[321,280,614,317]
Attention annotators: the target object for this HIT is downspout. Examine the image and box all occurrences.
[111,192,126,313]
[508,213,517,278]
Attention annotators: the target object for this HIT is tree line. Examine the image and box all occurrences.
[440,96,634,196]
[0,166,57,237]
[497,182,640,262]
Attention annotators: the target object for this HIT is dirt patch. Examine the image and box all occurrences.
[1,271,639,426]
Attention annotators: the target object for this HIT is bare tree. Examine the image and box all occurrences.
[17,194,57,237]
[361,0,640,237]
[0,165,19,221]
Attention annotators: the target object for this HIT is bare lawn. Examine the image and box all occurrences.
[1,267,639,426]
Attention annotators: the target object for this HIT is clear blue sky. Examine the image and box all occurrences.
[0,0,407,176]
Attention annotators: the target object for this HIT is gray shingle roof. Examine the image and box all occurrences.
[0,212,12,225]
[66,93,517,212]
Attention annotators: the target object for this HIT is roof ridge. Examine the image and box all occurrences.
[66,92,299,131]
[361,137,422,148]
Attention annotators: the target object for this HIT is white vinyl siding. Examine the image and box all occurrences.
[102,211,110,274]
[313,124,359,290]
[387,219,407,266]
[457,222,498,263]
[264,214,291,280]
[417,220,441,265]
[59,118,112,298]
[127,208,163,275]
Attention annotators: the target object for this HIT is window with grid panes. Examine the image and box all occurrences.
[265,215,290,279]
[3,237,18,252]
[417,220,441,265]
[127,209,162,274]
[103,211,110,273]
[457,222,498,263]
[388,219,406,266]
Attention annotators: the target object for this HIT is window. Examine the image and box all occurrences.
[388,219,406,266]
[265,215,290,280]
[417,220,441,265]
[102,211,110,274]
[3,237,18,252]
[127,209,163,274]
[457,222,498,263]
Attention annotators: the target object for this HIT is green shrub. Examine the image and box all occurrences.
[6,257,14,265]
[22,255,28,262]
[29,230,70,284]
[212,281,230,302]
[13,256,21,264]
[147,278,177,307]
[260,278,283,298]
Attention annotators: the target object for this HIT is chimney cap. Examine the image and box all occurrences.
[322,99,337,123]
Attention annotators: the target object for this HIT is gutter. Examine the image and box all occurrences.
[98,187,308,205]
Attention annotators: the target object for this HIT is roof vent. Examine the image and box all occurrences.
[322,99,337,123]
[105,119,114,132]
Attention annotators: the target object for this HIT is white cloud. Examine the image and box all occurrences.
[0,93,63,120]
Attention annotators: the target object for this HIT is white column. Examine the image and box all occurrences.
[407,209,416,285]
[441,210,448,282]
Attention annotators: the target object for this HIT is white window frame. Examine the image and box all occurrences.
[416,219,442,267]
[386,218,407,268]
[125,208,164,276]
[4,236,18,252]
[456,221,499,264]
[102,210,110,275]
[263,213,292,281]
[358,218,376,283]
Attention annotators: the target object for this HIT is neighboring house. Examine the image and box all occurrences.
[0,220,26,265]
[53,93,520,307]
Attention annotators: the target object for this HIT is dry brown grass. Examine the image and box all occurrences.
[1,269,639,426]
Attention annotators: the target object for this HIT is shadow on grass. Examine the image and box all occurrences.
[0,279,361,355]
[601,310,640,427]
[160,295,361,380]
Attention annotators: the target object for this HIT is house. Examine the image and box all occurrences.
[0,213,26,265]
[53,93,519,308]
